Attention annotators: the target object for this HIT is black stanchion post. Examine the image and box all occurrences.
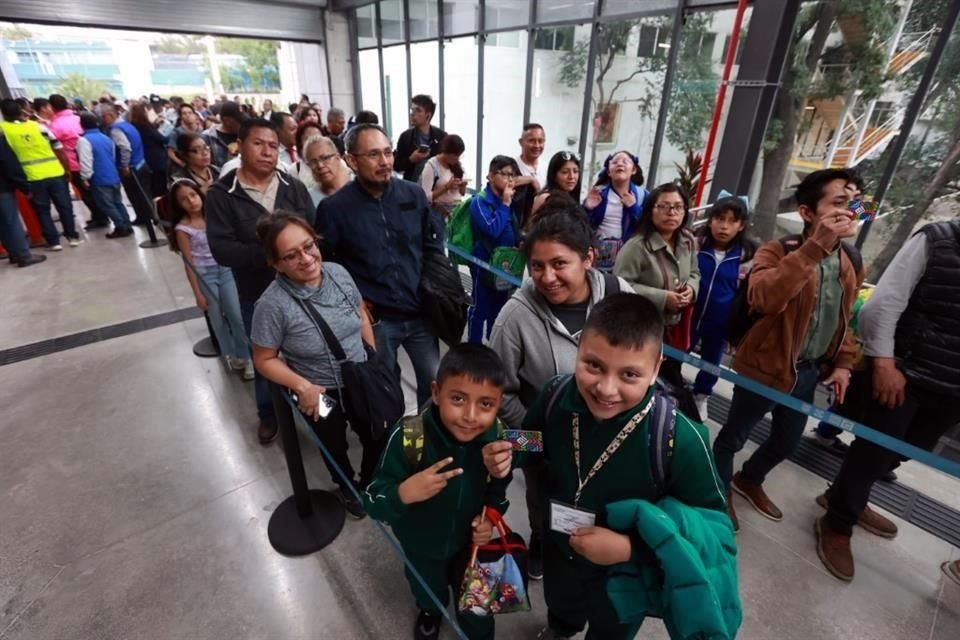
[192,312,221,358]
[139,193,168,250]
[267,384,346,556]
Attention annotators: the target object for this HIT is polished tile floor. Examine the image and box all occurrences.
[1,217,958,639]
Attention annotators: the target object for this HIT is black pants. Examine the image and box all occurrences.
[121,168,154,224]
[71,171,108,225]
[300,390,385,491]
[826,368,960,535]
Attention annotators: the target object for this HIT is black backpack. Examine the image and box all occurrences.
[420,246,470,347]
[726,234,862,347]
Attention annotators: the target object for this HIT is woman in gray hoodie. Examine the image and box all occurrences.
[486,203,632,581]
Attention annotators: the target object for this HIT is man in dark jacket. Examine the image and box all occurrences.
[816,220,960,582]
[207,117,314,444]
[393,94,445,183]
[318,123,444,408]
[0,133,45,267]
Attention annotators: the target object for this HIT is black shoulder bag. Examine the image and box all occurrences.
[294,296,404,441]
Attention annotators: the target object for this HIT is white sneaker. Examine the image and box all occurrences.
[48,244,63,251]
[695,394,710,422]
[67,237,82,247]
[242,359,255,381]
[226,356,245,371]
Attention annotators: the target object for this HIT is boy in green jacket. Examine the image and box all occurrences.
[483,293,730,639]
[364,343,511,640]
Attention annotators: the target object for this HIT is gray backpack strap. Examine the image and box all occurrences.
[648,392,677,499]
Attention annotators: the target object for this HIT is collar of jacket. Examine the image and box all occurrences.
[225,168,290,195]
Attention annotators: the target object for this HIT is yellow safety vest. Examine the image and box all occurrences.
[0,120,65,181]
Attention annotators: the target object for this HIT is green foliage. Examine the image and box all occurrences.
[674,150,706,200]
[0,24,32,41]
[666,13,720,153]
[558,39,589,88]
[216,38,280,91]
[152,35,205,55]
[53,73,108,101]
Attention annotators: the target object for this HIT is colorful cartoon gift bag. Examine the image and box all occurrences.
[457,507,531,616]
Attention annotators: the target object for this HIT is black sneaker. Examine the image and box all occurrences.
[528,531,544,581]
[336,487,367,519]
[811,432,850,455]
[16,254,47,268]
[414,610,441,640]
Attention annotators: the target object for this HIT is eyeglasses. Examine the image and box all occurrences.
[654,203,686,214]
[495,171,517,179]
[352,149,395,161]
[306,153,339,168]
[188,146,211,155]
[279,239,321,265]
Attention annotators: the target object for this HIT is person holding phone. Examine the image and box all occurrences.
[419,133,469,219]
[583,150,648,272]
[251,212,380,518]
[394,94,446,182]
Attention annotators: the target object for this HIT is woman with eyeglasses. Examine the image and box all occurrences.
[583,150,648,272]
[419,133,469,219]
[167,179,252,379]
[251,212,379,518]
[302,135,349,207]
[530,151,583,225]
[170,133,221,193]
[614,183,700,389]
[167,104,204,170]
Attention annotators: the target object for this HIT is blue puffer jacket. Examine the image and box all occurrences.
[692,238,749,342]
[584,183,647,239]
[470,183,518,262]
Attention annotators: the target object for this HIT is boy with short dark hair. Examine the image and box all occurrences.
[364,343,511,640]
[484,293,740,639]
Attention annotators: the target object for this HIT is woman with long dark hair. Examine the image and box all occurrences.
[128,102,170,198]
[169,133,221,193]
[420,133,469,218]
[530,151,583,224]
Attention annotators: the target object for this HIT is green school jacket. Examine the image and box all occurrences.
[363,405,510,560]
[519,381,727,575]
[606,497,742,640]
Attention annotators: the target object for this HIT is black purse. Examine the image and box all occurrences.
[294,296,404,441]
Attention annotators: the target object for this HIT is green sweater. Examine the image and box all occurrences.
[520,381,727,573]
[364,405,510,560]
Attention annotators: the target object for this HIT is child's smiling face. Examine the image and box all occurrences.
[431,375,503,443]
[574,330,662,421]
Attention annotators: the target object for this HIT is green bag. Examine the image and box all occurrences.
[485,246,525,291]
[446,189,483,267]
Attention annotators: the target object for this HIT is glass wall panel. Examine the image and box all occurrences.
[409,40,441,118]
[529,23,592,200]
[443,0,480,36]
[481,30,528,184]
[602,0,676,17]
[409,0,440,40]
[357,4,378,49]
[381,0,406,45]
[359,48,384,115]
[442,36,480,184]
[537,0,594,24]
[382,44,410,142]
[485,0,530,31]
[581,15,673,188]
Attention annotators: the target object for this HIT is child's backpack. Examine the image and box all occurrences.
[446,189,483,267]
[400,408,507,469]
[726,234,862,347]
[541,375,679,499]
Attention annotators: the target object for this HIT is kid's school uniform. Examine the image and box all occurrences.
[690,238,751,396]
[519,379,728,639]
[364,405,510,640]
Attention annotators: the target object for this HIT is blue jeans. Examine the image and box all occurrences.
[374,314,439,408]
[91,184,132,231]
[0,190,30,261]
[197,265,249,360]
[712,360,820,489]
[30,176,78,243]
[690,327,726,396]
[467,267,512,344]
[240,300,274,424]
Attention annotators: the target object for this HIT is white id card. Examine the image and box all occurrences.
[550,500,596,535]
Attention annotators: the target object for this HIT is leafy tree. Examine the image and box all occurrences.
[1,24,32,41]
[53,73,108,102]
[666,13,720,155]
[215,38,280,92]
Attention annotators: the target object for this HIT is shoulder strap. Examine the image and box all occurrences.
[840,241,863,273]
[602,272,621,295]
[543,374,572,425]
[292,295,348,362]
[401,413,426,469]
[648,392,677,499]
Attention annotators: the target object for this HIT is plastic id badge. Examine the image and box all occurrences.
[502,430,544,452]
[550,500,596,535]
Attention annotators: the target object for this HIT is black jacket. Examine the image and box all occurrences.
[134,123,170,173]
[316,178,444,317]
[206,169,315,303]
[393,125,445,182]
[0,134,29,194]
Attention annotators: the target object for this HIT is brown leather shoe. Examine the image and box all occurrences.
[815,516,854,582]
[258,420,279,444]
[726,490,740,533]
[815,494,898,539]
[732,472,782,521]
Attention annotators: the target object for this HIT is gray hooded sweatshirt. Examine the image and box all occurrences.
[487,269,633,427]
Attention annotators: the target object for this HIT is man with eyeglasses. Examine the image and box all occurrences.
[393,94,446,183]
[317,123,445,408]
[207,117,315,445]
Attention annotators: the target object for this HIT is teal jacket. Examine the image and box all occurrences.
[363,405,510,560]
[606,497,742,640]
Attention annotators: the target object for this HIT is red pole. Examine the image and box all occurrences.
[694,0,750,207]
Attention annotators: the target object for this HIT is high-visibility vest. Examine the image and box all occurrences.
[0,120,65,181]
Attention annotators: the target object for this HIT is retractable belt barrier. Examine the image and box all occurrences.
[446,242,960,481]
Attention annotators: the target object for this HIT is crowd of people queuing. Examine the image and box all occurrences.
[2,86,958,639]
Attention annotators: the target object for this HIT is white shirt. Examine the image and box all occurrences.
[516,155,548,191]
[597,191,624,240]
